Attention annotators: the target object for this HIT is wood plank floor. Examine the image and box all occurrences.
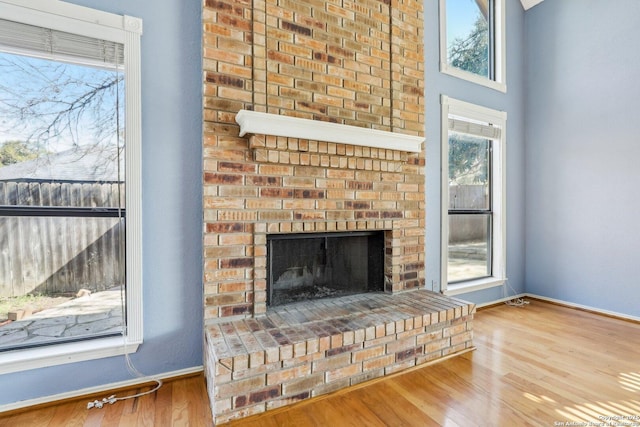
[2,299,639,426]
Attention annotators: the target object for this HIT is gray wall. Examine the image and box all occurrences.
[525,0,640,316]
[0,0,203,405]
[424,0,527,304]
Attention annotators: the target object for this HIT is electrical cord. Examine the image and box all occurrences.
[87,56,163,410]
[503,279,530,307]
[87,378,163,409]
[86,288,164,410]
[86,285,163,410]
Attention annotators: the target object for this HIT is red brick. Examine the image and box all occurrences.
[352,345,385,363]
[312,353,350,373]
[443,323,467,338]
[450,331,473,347]
[325,363,361,383]
[266,391,311,410]
[266,365,311,385]
[362,354,395,372]
[204,0,427,420]
[281,373,324,396]
[234,385,280,408]
[326,343,362,357]
[215,374,265,399]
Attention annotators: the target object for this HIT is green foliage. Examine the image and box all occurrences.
[448,13,489,78]
[0,140,43,166]
[449,133,489,184]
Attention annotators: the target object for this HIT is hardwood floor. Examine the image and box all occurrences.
[0,374,214,427]
[2,299,639,426]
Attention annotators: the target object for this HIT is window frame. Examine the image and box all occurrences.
[439,0,507,92]
[440,96,506,296]
[447,136,493,284]
[0,0,143,374]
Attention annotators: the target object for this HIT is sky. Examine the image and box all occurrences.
[446,0,484,47]
[0,51,123,152]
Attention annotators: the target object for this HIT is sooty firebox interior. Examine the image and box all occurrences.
[267,231,385,307]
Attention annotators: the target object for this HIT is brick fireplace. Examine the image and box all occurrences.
[202,0,475,423]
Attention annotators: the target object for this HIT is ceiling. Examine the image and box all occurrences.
[520,0,544,10]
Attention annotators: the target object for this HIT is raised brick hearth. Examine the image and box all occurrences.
[201,0,475,424]
[205,291,475,423]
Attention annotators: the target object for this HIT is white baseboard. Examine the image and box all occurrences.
[476,292,640,323]
[0,365,204,413]
[476,293,527,308]
[524,293,640,323]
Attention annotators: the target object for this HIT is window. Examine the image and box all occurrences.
[0,1,142,373]
[441,96,506,295]
[439,0,506,92]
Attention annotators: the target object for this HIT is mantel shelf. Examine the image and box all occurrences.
[235,110,423,153]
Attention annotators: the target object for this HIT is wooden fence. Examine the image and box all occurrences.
[0,180,124,207]
[449,184,489,243]
[0,181,124,298]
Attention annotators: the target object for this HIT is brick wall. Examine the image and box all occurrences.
[199,2,477,423]
[203,0,425,323]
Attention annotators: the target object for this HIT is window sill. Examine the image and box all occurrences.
[443,277,505,296]
[440,65,507,93]
[0,336,140,375]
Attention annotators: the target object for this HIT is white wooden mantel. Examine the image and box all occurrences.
[235,110,423,153]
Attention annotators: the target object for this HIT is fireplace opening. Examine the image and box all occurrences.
[267,231,385,307]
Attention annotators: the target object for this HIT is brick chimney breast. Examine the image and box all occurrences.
[204,0,424,321]
[200,2,475,425]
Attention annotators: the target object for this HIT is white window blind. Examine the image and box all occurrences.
[0,18,123,66]
[448,118,501,140]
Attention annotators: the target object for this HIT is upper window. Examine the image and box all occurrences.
[439,0,506,92]
[441,96,506,295]
[0,1,142,373]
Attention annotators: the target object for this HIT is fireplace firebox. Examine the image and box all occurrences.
[267,231,385,307]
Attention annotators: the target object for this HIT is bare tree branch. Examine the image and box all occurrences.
[0,52,123,152]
